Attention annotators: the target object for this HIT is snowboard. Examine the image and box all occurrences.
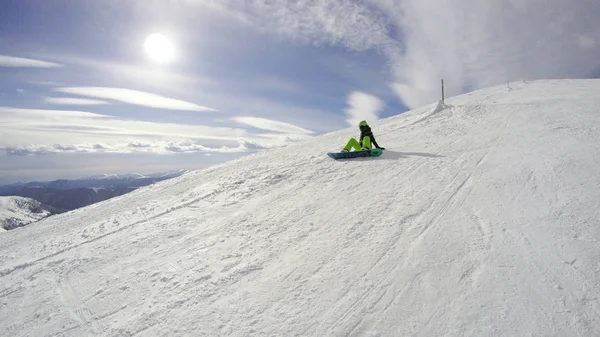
[327,148,383,160]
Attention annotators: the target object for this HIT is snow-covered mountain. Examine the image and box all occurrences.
[84,173,150,180]
[85,169,189,181]
[1,80,600,336]
[0,196,63,231]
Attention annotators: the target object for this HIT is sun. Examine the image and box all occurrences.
[144,33,175,64]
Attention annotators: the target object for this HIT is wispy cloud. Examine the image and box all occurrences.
[45,97,110,105]
[215,1,396,51]
[0,107,305,156]
[0,107,110,120]
[0,107,233,140]
[344,92,384,127]
[0,55,63,68]
[199,1,600,109]
[55,87,217,111]
[232,117,314,134]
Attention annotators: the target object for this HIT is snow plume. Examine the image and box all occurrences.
[344,91,384,127]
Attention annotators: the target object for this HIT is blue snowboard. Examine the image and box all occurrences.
[327,148,383,160]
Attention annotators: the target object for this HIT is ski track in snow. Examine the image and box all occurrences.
[2,80,600,336]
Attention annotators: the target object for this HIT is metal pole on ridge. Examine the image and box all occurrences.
[441,79,445,104]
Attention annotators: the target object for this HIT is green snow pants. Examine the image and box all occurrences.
[344,136,371,151]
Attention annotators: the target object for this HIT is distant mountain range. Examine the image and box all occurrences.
[0,169,189,217]
[0,196,64,231]
[0,169,189,193]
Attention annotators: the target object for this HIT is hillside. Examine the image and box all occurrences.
[0,196,63,231]
[1,80,600,336]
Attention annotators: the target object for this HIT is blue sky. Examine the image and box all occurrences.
[1,0,600,184]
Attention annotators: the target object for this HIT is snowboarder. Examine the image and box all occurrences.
[341,120,385,152]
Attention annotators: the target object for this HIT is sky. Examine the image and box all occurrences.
[1,0,599,184]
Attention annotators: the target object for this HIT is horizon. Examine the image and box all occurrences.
[0,168,191,186]
[1,0,599,184]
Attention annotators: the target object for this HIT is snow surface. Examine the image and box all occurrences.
[1,80,600,336]
[0,196,55,231]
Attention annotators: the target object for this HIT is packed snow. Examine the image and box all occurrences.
[0,196,57,231]
[1,80,600,336]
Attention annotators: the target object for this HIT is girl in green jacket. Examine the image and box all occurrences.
[341,120,385,152]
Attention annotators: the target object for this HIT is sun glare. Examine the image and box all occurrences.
[144,33,175,64]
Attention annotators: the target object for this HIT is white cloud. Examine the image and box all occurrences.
[0,107,305,156]
[45,97,110,105]
[344,92,384,127]
[0,107,235,141]
[2,137,275,156]
[195,1,600,109]
[161,138,269,154]
[55,87,217,111]
[0,55,63,68]
[232,117,314,134]
[385,0,600,107]
[3,138,264,156]
[0,107,110,120]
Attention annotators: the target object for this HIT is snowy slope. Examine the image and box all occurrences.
[0,196,60,231]
[1,80,600,336]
